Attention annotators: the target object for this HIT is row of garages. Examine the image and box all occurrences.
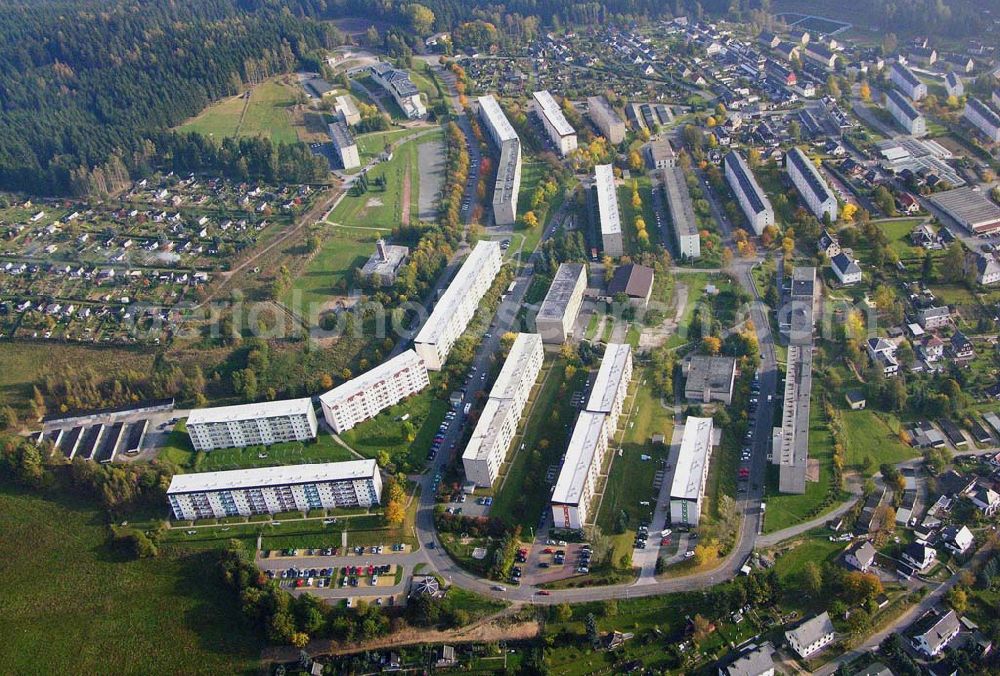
[38,419,148,463]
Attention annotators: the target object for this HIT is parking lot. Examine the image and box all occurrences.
[510,539,595,586]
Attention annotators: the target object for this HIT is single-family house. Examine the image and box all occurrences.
[901,542,937,572]
[866,337,899,376]
[817,229,841,258]
[785,612,835,659]
[830,253,862,286]
[908,609,961,658]
[940,524,973,555]
[844,540,877,572]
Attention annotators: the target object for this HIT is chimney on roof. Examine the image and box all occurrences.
[376,238,388,261]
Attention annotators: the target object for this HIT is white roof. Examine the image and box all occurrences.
[414,241,501,345]
[186,397,313,427]
[319,350,423,406]
[490,333,542,400]
[167,460,377,494]
[478,94,518,143]
[532,90,575,137]
[595,164,621,237]
[462,397,515,463]
[586,343,631,413]
[537,263,587,321]
[551,411,606,505]
[670,417,714,500]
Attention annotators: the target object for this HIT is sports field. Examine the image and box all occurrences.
[177,79,299,143]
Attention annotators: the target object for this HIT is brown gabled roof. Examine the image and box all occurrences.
[608,264,654,298]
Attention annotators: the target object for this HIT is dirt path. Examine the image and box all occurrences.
[400,165,412,224]
[234,91,252,137]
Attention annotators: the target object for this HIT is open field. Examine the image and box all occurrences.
[840,408,919,472]
[178,79,299,144]
[284,225,381,310]
[771,530,845,612]
[0,484,259,673]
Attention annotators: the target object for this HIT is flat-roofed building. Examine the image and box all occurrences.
[186,398,318,452]
[478,95,522,225]
[462,333,544,486]
[891,61,927,101]
[773,343,814,494]
[335,94,361,126]
[360,238,409,286]
[662,166,700,259]
[319,350,429,434]
[964,96,1000,143]
[532,90,577,156]
[683,355,737,405]
[587,96,626,144]
[550,410,608,529]
[536,263,588,344]
[585,343,632,439]
[414,240,503,370]
[724,151,775,235]
[369,62,426,118]
[594,164,623,256]
[930,187,1000,235]
[787,147,838,222]
[670,417,715,526]
[167,460,382,520]
[329,121,360,169]
[886,88,927,137]
[646,138,676,169]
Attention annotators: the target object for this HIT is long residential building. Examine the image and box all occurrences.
[662,166,701,259]
[167,460,382,520]
[584,342,633,438]
[462,333,544,487]
[964,96,1000,143]
[369,62,426,118]
[890,61,927,101]
[535,263,588,344]
[772,343,814,494]
[414,240,503,370]
[787,147,838,222]
[186,398,318,452]
[594,164,624,256]
[886,88,927,137]
[532,90,577,156]
[670,417,715,526]
[587,96,626,144]
[478,95,522,225]
[724,151,775,235]
[318,350,429,434]
[328,121,360,170]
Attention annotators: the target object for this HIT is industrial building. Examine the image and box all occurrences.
[584,343,633,439]
[662,166,701,259]
[683,355,737,405]
[531,90,577,156]
[594,164,623,256]
[328,121,360,170]
[669,417,716,526]
[930,187,1000,235]
[359,238,409,286]
[335,95,361,126]
[167,460,382,520]
[319,349,429,434]
[478,95,522,226]
[587,96,625,144]
[369,62,426,118]
[185,398,318,452]
[414,240,503,370]
[886,88,927,137]
[964,96,1000,143]
[535,263,588,344]
[787,147,838,222]
[890,61,927,100]
[724,151,775,235]
[550,411,609,530]
[462,333,544,487]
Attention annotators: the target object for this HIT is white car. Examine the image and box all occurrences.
[684,550,695,559]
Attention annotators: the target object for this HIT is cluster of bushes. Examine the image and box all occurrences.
[434,510,506,538]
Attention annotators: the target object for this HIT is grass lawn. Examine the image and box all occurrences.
[584,312,600,340]
[178,80,298,144]
[284,225,380,310]
[840,408,919,472]
[771,530,845,613]
[665,272,720,349]
[0,484,259,672]
[356,128,415,160]
[852,218,928,266]
[193,433,356,472]
[619,175,662,254]
[337,379,449,472]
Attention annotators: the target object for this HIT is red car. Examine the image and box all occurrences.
[536,590,551,596]
[543,547,553,554]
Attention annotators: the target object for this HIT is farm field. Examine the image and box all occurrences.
[177,79,299,144]
[0,484,259,673]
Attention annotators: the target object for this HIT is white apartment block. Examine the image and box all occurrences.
[550,411,608,529]
[370,62,426,118]
[414,240,503,370]
[185,398,318,452]
[595,164,624,257]
[787,147,838,222]
[536,262,588,344]
[585,343,632,440]
[318,349,430,434]
[670,417,715,526]
[886,88,927,137]
[462,333,544,486]
[329,121,360,170]
[167,460,382,520]
[587,96,626,144]
[724,151,775,235]
[479,94,522,226]
[662,166,701,258]
[964,97,1000,143]
[532,90,578,156]
[890,61,927,101]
